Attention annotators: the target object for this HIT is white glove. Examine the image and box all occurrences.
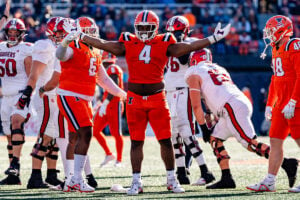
[98,99,110,117]
[265,106,272,121]
[207,22,231,44]
[282,99,297,119]
[61,31,79,47]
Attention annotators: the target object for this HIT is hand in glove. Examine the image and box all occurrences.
[282,99,296,119]
[208,22,231,44]
[17,85,33,109]
[265,106,272,121]
[98,99,110,117]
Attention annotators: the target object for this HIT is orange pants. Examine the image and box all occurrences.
[126,91,171,141]
[93,100,124,162]
[269,107,300,140]
[57,95,93,132]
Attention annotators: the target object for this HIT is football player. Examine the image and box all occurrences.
[19,16,65,189]
[93,51,124,167]
[64,10,230,195]
[0,18,32,185]
[165,16,215,185]
[55,16,126,193]
[185,48,298,189]
[247,15,300,192]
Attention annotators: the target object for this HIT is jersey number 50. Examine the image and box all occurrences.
[0,59,17,77]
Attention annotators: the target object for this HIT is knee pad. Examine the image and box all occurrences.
[249,142,270,159]
[173,135,185,158]
[185,136,203,157]
[7,145,13,158]
[11,129,25,145]
[211,138,230,163]
[31,138,48,161]
[46,139,59,160]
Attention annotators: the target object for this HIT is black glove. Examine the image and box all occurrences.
[200,123,214,143]
[18,85,33,109]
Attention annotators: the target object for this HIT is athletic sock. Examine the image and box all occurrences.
[132,173,141,183]
[84,156,92,176]
[73,154,86,181]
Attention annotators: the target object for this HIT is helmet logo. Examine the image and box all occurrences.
[275,18,284,27]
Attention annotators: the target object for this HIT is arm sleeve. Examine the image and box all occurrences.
[266,75,276,107]
[54,59,61,73]
[290,51,300,102]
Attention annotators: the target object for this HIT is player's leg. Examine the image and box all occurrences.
[57,95,94,192]
[93,113,114,167]
[148,96,184,193]
[84,155,98,188]
[108,101,124,166]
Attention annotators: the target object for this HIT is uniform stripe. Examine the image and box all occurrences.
[285,38,297,51]
[163,33,171,42]
[59,95,80,130]
[74,40,81,49]
[144,11,149,22]
[187,89,195,135]
[58,111,65,138]
[224,103,251,143]
[39,96,50,136]
[118,102,122,135]
[142,11,148,22]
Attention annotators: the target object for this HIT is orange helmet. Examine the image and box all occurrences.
[189,48,212,66]
[76,17,99,38]
[4,18,26,45]
[134,10,159,42]
[263,15,293,47]
[166,16,190,41]
[102,51,117,63]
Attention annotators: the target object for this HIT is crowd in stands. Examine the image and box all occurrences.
[2,0,300,57]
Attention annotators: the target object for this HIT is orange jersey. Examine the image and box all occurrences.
[119,32,176,84]
[59,41,102,96]
[267,38,300,109]
[102,64,123,101]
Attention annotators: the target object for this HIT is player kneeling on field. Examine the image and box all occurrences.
[185,48,298,189]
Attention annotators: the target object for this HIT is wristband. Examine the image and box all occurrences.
[39,86,46,94]
[1,14,8,20]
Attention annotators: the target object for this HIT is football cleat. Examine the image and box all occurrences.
[114,161,123,167]
[0,175,21,185]
[177,174,190,185]
[246,180,275,192]
[281,158,298,187]
[86,174,98,188]
[27,176,48,189]
[100,154,115,167]
[167,178,185,193]
[127,180,143,196]
[206,177,236,189]
[45,170,63,187]
[289,184,300,193]
[66,176,95,193]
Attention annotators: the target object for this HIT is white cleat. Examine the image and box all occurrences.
[192,177,206,186]
[246,180,276,192]
[66,176,95,193]
[100,154,115,167]
[114,161,123,167]
[289,185,300,192]
[167,178,185,193]
[127,181,143,196]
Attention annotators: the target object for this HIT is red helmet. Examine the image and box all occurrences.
[263,15,293,47]
[53,18,75,44]
[46,17,63,37]
[189,48,212,66]
[4,18,26,46]
[166,16,190,40]
[134,10,159,42]
[102,51,117,63]
[76,17,99,37]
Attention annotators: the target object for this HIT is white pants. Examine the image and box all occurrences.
[212,95,256,148]
[166,88,195,139]
[1,94,29,135]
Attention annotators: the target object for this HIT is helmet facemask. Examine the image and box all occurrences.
[6,29,25,46]
[135,23,157,42]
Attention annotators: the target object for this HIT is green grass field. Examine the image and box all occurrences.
[0,136,299,200]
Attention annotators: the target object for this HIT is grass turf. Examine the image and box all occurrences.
[0,136,299,199]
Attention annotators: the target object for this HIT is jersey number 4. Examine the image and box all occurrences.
[139,45,151,64]
[0,59,17,77]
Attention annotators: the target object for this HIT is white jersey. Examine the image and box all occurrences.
[165,37,197,91]
[0,41,32,96]
[185,62,244,115]
[32,39,58,95]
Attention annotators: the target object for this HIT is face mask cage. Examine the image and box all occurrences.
[135,24,157,42]
[82,26,99,38]
[6,29,24,46]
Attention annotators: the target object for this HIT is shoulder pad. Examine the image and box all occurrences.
[121,32,134,42]
[33,40,53,53]
[162,33,173,42]
[285,38,300,51]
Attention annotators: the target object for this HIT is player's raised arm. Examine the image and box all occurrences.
[0,0,10,30]
[167,22,231,57]
[97,64,126,101]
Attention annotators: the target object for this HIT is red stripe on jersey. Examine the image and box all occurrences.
[39,96,50,136]
[58,111,65,138]
[187,90,195,134]
[224,103,251,143]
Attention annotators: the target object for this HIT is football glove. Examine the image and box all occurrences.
[200,123,214,143]
[265,106,272,121]
[99,99,110,117]
[208,22,231,44]
[61,31,79,47]
[17,85,33,109]
[282,99,296,119]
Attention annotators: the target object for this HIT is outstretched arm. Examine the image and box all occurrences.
[0,0,10,30]
[81,35,126,56]
[167,22,231,57]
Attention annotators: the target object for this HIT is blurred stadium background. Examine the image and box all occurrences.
[1,0,300,135]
